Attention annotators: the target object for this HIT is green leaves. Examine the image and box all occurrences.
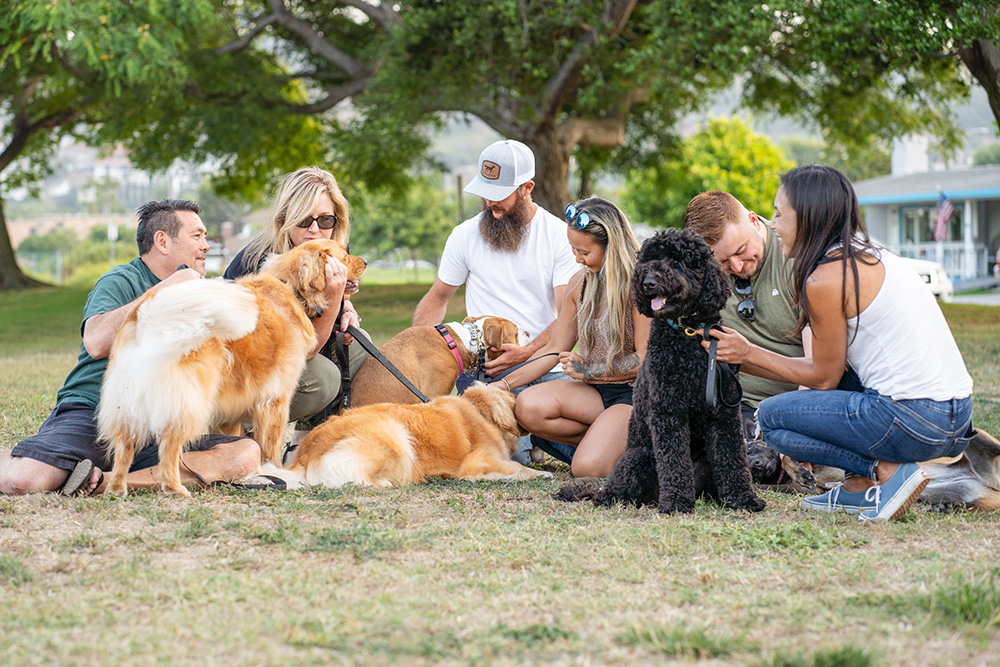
[624,117,794,228]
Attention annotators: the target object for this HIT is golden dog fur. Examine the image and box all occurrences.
[272,383,552,488]
[349,316,524,407]
[97,239,366,496]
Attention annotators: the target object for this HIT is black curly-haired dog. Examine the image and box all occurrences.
[558,229,765,514]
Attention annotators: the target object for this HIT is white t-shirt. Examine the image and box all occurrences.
[438,206,577,340]
[847,249,973,401]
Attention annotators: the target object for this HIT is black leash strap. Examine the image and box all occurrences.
[703,324,742,410]
[344,324,431,403]
[318,301,348,420]
[486,352,561,385]
[335,332,352,410]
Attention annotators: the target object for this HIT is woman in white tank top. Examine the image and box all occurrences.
[707,165,973,521]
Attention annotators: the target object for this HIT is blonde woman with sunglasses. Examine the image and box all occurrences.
[503,197,650,477]
[225,167,368,441]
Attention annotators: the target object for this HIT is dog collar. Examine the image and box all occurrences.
[433,324,465,373]
[663,318,702,338]
[461,320,484,377]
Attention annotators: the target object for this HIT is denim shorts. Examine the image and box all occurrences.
[12,401,245,473]
[593,383,634,409]
[757,388,974,479]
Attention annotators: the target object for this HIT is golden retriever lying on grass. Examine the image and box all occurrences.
[271,383,552,488]
[97,239,366,496]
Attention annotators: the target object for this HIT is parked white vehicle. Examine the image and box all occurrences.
[872,239,954,302]
[897,255,954,302]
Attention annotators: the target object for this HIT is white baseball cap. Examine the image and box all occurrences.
[463,139,535,201]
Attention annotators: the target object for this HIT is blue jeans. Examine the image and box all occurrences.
[757,388,974,479]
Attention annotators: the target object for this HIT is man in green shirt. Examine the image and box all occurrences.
[1,199,261,495]
[685,190,808,438]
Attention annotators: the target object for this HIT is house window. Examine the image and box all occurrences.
[899,203,963,243]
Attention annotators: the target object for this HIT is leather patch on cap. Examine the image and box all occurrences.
[480,160,501,180]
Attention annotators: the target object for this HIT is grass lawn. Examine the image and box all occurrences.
[1,285,999,665]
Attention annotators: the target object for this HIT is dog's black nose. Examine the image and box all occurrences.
[643,277,657,291]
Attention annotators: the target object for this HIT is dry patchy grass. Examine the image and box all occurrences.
[1,292,998,665]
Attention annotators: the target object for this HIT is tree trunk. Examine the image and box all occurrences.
[524,126,573,216]
[0,198,46,290]
[959,39,1000,131]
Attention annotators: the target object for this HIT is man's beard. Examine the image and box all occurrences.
[478,193,532,252]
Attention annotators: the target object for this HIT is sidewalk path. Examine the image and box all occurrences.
[950,290,1000,306]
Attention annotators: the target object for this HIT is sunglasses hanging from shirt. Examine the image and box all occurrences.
[733,276,756,322]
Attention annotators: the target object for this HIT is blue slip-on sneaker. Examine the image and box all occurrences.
[800,483,870,515]
[857,462,929,522]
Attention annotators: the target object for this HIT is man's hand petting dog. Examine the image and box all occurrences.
[483,342,532,374]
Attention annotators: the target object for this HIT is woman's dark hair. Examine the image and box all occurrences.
[780,164,877,333]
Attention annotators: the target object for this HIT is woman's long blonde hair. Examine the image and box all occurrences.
[244,167,351,268]
[572,197,641,367]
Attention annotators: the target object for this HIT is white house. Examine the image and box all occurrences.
[852,165,1000,284]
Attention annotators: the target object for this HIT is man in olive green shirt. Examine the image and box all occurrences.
[1,199,261,496]
[685,190,807,437]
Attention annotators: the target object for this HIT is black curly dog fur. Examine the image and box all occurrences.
[559,229,765,514]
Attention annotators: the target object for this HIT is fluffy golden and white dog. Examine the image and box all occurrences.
[97,239,366,496]
[269,383,552,488]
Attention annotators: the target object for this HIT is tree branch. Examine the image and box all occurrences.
[266,0,368,78]
[0,106,79,174]
[288,77,372,114]
[339,0,400,30]
[216,14,280,55]
[958,39,1000,130]
[540,0,638,121]
[558,86,647,148]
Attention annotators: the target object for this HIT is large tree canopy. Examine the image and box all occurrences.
[3,0,999,289]
[0,0,325,288]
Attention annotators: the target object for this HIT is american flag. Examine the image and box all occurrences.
[934,191,954,243]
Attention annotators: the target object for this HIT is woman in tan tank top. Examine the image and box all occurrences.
[503,197,651,478]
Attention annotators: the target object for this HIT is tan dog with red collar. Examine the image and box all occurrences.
[349,316,526,407]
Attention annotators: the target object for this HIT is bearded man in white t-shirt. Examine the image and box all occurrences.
[414,139,577,372]
[413,140,577,463]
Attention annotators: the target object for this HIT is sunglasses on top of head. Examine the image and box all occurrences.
[733,276,756,322]
[564,203,595,230]
[296,214,337,230]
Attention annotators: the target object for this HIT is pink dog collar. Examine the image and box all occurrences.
[433,324,464,373]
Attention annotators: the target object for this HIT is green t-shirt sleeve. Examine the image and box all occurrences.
[79,267,147,335]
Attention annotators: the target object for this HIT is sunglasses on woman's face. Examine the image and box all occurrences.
[564,203,593,229]
[733,276,756,322]
[296,214,337,230]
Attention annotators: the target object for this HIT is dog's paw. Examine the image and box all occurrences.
[925,501,969,514]
[160,483,192,497]
[731,494,767,513]
[657,499,696,515]
[780,457,816,489]
[553,477,603,503]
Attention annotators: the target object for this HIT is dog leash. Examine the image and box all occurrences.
[486,352,561,386]
[702,324,742,410]
[344,324,431,403]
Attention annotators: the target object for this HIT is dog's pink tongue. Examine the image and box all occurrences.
[651,297,666,311]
